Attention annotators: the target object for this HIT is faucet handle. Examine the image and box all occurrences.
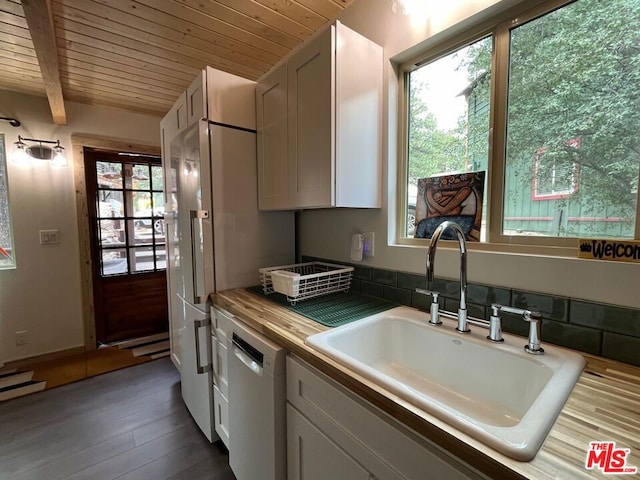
[487,305,504,342]
[416,289,442,325]
[497,304,542,320]
[491,304,544,354]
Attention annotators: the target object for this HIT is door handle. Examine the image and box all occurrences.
[194,318,212,374]
[189,209,209,304]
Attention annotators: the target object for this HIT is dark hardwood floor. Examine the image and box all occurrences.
[0,358,236,480]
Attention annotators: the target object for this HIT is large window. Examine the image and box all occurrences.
[401,0,640,245]
[406,37,491,238]
[0,134,15,269]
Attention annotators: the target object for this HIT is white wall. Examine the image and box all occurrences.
[298,0,640,310]
[0,90,161,363]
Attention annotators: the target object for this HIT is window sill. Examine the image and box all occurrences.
[396,236,578,259]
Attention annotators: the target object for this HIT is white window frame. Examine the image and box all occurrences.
[532,142,580,201]
[396,0,640,253]
[0,133,16,269]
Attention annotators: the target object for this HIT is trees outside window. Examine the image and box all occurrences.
[406,38,491,238]
[404,0,640,242]
[503,0,640,238]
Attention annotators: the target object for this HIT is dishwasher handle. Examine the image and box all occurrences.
[232,332,264,376]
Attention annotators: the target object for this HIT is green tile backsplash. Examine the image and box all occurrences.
[541,320,602,355]
[570,301,640,337]
[359,280,383,298]
[372,268,398,286]
[383,285,412,306]
[443,297,487,319]
[602,332,640,366]
[305,255,640,367]
[512,291,568,322]
[397,272,425,291]
[500,311,532,338]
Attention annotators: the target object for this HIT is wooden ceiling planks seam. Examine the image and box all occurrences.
[0,0,354,118]
[57,0,274,73]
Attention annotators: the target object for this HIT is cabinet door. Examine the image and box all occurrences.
[162,92,187,141]
[257,63,290,210]
[214,385,230,448]
[161,95,186,372]
[334,21,382,208]
[287,25,334,208]
[288,405,371,480]
[186,70,206,125]
[288,357,486,480]
[181,301,214,441]
[212,337,228,398]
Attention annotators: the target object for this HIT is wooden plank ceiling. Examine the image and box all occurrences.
[0,0,353,123]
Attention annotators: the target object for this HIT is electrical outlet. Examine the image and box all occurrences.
[15,331,27,346]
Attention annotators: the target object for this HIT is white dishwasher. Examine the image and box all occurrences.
[228,318,286,480]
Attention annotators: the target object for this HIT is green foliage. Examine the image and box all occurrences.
[502,0,640,221]
[407,0,640,237]
[407,78,467,185]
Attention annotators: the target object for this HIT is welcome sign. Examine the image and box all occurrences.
[578,239,640,263]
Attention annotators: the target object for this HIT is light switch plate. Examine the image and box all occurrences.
[39,229,60,245]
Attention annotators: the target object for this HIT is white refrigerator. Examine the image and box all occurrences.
[163,69,294,441]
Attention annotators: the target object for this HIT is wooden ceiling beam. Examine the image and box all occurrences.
[21,0,67,125]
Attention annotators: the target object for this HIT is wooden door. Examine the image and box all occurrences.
[287,24,334,208]
[84,148,168,344]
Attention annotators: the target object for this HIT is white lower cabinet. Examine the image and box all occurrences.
[287,405,372,480]
[286,356,489,480]
[213,384,230,447]
[211,306,232,449]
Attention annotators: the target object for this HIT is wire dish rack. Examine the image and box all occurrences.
[259,261,354,305]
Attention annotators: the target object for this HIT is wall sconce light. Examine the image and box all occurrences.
[0,116,21,127]
[13,135,68,167]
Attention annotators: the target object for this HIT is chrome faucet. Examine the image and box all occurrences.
[426,221,469,333]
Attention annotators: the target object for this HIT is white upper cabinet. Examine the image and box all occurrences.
[186,70,206,125]
[257,64,289,210]
[165,67,257,136]
[207,67,256,130]
[163,91,188,141]
[287,25,334,209]
[256,21,383,211]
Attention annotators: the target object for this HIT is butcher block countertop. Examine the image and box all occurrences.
[213,288,640,480]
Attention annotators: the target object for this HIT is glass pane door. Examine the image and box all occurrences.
[95,157,166,276]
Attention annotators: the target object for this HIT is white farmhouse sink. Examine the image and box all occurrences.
[305,306,585,461]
